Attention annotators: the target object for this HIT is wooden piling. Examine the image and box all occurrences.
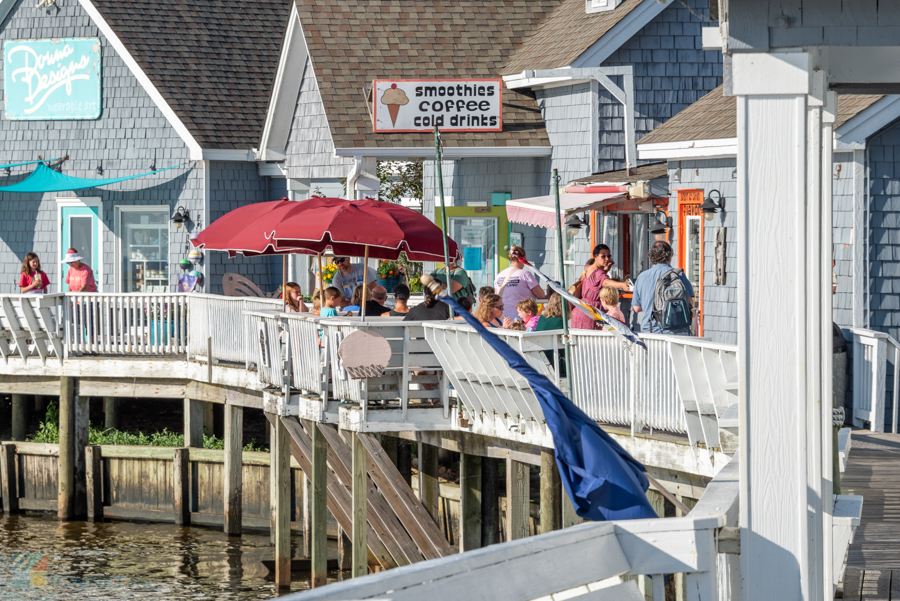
[562,488,582,528]
[0,442,18,513]
[58,377,75,521]
[173,447,190,525]
[269,422,277,544]
[460,452,483,551]
[505,457,529,541]
[302,473,312,557]
[418,442,439,524]
[203,401,215,437]
[381,435,398,466]
[85,445,102,522]
[11,394,27,441]
[184,398,205,448]
[540,449,561,534]
[310,421,327,588]
[397,438,412,486]
[351,432,368,578]
[482,457,500,547]
[223,405,243,536]
[103,396,119,430]
[338,527,352,570]
[273,417,291,590]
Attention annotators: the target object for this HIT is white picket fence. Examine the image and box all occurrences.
[187,294,283,366]
[848,327,900,433]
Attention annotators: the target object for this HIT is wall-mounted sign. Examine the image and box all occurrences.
[373,79,502,133]
[4,37,101,120]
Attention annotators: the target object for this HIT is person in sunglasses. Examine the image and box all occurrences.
[330,256,376,305]
[473,293,512,328]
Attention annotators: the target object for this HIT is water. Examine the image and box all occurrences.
[0,514,335,600]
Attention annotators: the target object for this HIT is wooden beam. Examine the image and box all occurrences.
[460,452,482,551]
[11,394,27,441]
[310,420,328,587]
[482,457,500,546]
[0,442,18,513]
[173,447,190,526]
[223,405,243,536]
[352,432,368,578]
[396,430,542,466]
[184,398,205,448]
[539,449,561,534]
[418,443,439,525]
[274,417,292,590]
[184,380,265,408]
[58,376,75,521]
[85,445,102,522]
[79,377,187,399]
[103,397,119,430]
[0,376,60,397]
[505,457,529,541]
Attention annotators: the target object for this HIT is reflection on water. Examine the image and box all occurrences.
[0,513,335,600]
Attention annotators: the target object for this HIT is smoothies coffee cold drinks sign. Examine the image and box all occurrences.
[373,79,502,132]
[4,37,101,120]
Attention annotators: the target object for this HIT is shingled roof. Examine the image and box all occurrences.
[638,85,885,145]
[502,0,644,75]
[93,0,291,149]
[295,0,562,149]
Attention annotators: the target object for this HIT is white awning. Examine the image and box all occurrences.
[506,192,627,229]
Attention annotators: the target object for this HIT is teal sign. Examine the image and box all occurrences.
[4,37,101,120]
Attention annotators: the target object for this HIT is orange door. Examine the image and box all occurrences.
[677,189,704,336]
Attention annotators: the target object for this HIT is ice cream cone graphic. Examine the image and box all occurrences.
[381,84,409,127]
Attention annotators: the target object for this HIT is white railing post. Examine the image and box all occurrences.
[872,337,887,432]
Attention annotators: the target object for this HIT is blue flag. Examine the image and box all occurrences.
[441,296,658,521]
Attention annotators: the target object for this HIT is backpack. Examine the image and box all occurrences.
[453,269,477,302]
[651,268,693,334]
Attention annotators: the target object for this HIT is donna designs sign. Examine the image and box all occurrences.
[373,79,501,132]
[4,38,101,120]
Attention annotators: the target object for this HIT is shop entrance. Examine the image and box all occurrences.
[436,205,510,294]
[58,198,102,292]
[677,189,704,336]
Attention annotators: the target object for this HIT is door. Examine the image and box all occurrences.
[60,204,101,292]
[449,216,498,293]
[677,189,704,335]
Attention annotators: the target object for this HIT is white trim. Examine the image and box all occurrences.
[334,146,553,159]
[202,160,211,284]
[201,149,256,162]
[834,95,900,151]
[259,4,309,161]
[638,138,739,160]
[56,197,104,293]
[113,205,170,293]
[77,0,204,160]
[258,162,287,178]
[570,0,673,68]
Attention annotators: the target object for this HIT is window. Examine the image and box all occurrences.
[117,208,170,292]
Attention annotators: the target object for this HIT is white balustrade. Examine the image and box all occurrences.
[187,294,282,366]
[247,310,287,388]
[848,327,900,433]
[0,293,64,363]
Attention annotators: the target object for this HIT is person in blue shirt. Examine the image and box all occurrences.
[632,241,694,334]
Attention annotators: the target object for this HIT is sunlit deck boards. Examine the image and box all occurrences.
[840,432,900,600]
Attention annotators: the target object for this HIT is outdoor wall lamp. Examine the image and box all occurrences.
[700,190,724,221]
[566,214,590,238]
[172,207,190,228]
[649,211,671,241]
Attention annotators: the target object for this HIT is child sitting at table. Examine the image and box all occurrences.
[320,287,341,318]
[599,286,626,324]
[516,298,540,332]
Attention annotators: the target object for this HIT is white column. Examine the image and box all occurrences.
[734,51,828,601]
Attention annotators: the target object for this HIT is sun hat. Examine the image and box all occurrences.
[62,250,84,264]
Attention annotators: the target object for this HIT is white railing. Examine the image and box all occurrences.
[63,293,189,356]
[187,294,282,366]
[848,327,900,433]
[283,313,330,400]
[0,293,64,363]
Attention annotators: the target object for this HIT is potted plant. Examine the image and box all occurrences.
[377,260,403,293]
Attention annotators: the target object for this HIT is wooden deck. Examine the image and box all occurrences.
[839,432,900,600]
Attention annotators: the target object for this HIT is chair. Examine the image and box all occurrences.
[222,273,278,298]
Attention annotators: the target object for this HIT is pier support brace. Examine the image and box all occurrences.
[482,457,500,546]
[506,457,529,541]
[540,449,561,534]
[460,452,483,551]
[11,394,27,441]
[418,442,439,525]
[351,432,368,578]
[310,421,328,587]
[103,396,119,430]
[224,405,243,536]
[273,417,291,590]
[184,398,205,448]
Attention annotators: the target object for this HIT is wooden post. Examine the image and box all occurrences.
[58,377,75,521]
[351,432,367,577]
[638,490,666,600]
[269,421,277,544]
[11,394,27,441]
[302,473,312,557]
[482,456,500,547]
[103,396,119,430]
[397,438,412,486]
[85,445,102,522]
[203,402,214,437]
[273,417,291,590]
[223,405,243,536]
[418,442,440,524]
[310,421,327,587]
[338,527,352,570]
[460,452,483,551]
[0,442,18,513]
[173,447,190,526]
[381,435,398,467]
[505,458,529,541]
[675,494,698,601]
[74,390,88,518]
[184,398,205,448]
[540,449,561,534]
[561,489,582,528]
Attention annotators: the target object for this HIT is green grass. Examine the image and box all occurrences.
[27,402,265,451]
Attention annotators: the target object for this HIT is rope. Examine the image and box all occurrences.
[833,406,845,428]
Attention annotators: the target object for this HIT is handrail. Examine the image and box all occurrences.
[847,327,900,433]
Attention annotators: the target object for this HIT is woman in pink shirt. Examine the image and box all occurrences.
[19,253,49,294]
[62,249,97,292]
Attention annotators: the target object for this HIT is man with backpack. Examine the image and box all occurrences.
[632,241,695,335]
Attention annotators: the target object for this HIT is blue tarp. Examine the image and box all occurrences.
[441,296,658,521]
[0,162,186,193]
